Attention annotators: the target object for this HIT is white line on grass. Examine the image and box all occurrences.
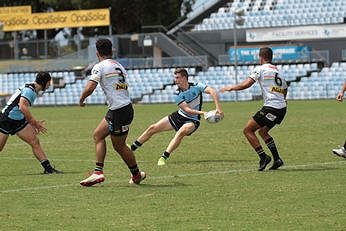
[1,160,345,193]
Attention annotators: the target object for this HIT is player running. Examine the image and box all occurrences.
[220,47,288,171]
[79,38,145,186]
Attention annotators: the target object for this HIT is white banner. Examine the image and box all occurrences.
[246,24,346,42]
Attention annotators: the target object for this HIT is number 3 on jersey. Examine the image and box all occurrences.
[113,67,128,90]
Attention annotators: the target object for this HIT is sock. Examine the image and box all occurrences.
[94,162,104,172]
[131,140,142,151]
[162,151,170,159]
[265,137,280,161]
[41,159,53,172]
[255,146,266,159]
[129,164,140,177]
[343,141,346,149]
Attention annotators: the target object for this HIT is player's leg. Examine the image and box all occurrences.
[243,118,271,171]
[0,133,9,152]
[16,124,62,174]
[110,133,145,184]
[130,116,173,151]
[0,117,15,151]
[80,118,109,186]
[258,126,284,170]
[93,118,109,168]
[157,122,196,165]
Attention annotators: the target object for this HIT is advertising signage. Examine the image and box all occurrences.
[0,5,31,15]
[0,8,110,31]
[228,46,311,63]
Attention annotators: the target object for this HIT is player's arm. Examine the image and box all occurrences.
[179,102,206,115]
[336,80,346,102]
[19,97,47,134]
[204,86,224,117]
[220,77,255,92]
[79,80,97,106]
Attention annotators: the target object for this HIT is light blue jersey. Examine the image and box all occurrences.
[175,82,207,121]
[2,84,37,120]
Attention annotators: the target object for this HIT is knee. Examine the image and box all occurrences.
[28,138,40,148]
[243,127,251,136]
[93,132,104,143]
[147,124,158,135]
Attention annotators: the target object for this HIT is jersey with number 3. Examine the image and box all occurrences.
[249,63,287,109]
[90,59,131,110]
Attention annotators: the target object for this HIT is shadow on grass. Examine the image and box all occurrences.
[179,159,250,164]
[0,170,83,177]
[277,166,341,172]
[118,181,190,188]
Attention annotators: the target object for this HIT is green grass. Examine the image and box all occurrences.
[0,100,345,230]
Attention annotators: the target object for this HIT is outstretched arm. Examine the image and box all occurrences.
[336,80,346,102]
[220,77,255,92]
[79,80,97,106]
[19,97,47,134]
[204,86,224,117]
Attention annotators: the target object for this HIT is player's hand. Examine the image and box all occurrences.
[32,120,47,134]
[336,92,344,102]
[216,109,224,119]
[219,86,233,92]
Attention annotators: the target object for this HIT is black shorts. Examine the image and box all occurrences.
[105,104,134,136]
[0,113,28,135]
[253,106,287,129]
[168,111,200,135]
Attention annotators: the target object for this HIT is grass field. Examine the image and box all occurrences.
[0,100,345,230]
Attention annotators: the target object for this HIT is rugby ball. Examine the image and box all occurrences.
[204,110,223,123]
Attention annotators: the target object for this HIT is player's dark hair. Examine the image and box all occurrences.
[96,38,113,57]
[35,72,51,88]
[259,47,273,62]
[174,68,189,80]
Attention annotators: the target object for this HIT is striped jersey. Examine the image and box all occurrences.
[89,59,131,110]
[1,84,37,120]
[175,82,207,121]
[249,63,287,109]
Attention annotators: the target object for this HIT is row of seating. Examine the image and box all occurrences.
[193,0,346,31]
[0,63,344,105]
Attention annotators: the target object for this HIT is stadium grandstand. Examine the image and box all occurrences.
[0,0,345,106]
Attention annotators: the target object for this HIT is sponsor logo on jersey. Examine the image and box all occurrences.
[271,86,285,94]
[114,83,128,90]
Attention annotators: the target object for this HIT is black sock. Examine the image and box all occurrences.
[265,137,280,161]
[129,164,140,177]
[41,159,53,172]
[162,151,170,159]
[131,140,142,151]
[344,141,346,149]
[255,146,266,159]
[94,162,104,172]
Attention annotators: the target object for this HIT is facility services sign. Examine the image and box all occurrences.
[0,5,31,15]
[0,8,110,31]
[246,24,346,42]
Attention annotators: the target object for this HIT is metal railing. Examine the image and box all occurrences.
[218,50,330,66]
[118,55,208,69]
